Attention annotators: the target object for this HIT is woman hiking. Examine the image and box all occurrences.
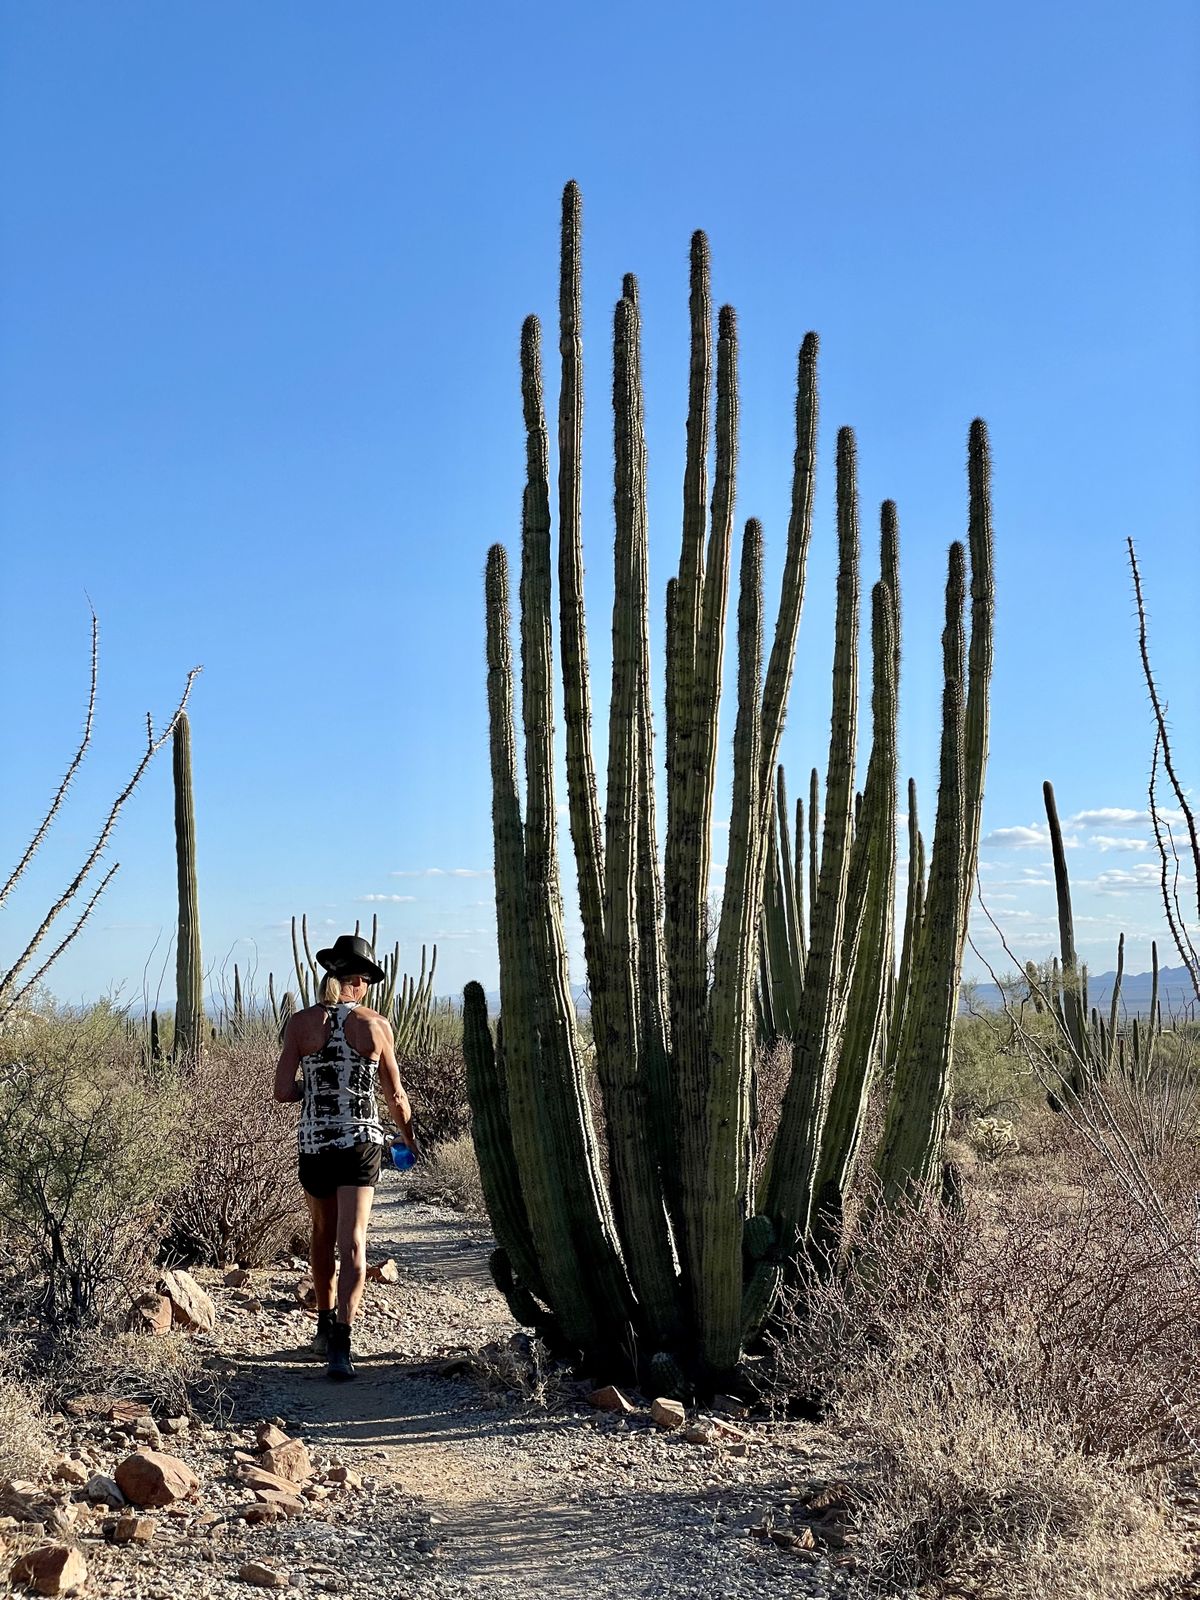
[274,933,415,1380]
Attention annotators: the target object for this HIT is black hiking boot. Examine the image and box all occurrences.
[326,1321,355,1382]
[312,1308,336,1359]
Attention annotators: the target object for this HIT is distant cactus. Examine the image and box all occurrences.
[172,712,204,1059]
[464,185,995,1381]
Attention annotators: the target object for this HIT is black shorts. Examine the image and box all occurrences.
[298,1141,383,1199]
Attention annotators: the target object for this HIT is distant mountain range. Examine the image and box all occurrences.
[964,966,1197,1019]
[482,969,1197,1022]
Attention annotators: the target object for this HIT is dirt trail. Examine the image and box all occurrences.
[200,1174,846,1599]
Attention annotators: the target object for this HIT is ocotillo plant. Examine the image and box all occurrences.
[465,183,994,1382]
[173,711,204,1059]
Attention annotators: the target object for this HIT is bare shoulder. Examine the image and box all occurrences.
[354,1004,394,1039]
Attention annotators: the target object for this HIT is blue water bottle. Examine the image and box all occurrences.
[390,1139,416,1172]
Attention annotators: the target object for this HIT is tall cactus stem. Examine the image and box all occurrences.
[172,712,203,1059]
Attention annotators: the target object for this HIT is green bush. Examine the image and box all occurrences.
[0,1006,190,1329]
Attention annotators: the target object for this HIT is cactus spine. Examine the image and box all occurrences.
[172,711,203,1059]
[464,186,995,1382]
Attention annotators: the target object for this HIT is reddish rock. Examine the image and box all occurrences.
[236,1464,300,1496]
[294,1277,317,1309]
[223,1268,252,1288]
[259,1440,311,1485]
[650,1397,686,1430]
[365,1259,399,1284]
[106,1514,155,1545]
[126,1293,173,1336]
[251,1489,307,1517]
[49,1461,88,1488]
[8,1544,87,1596]
[254,1422,290,1452]
[157,1270,216,1333]
[238,1561,289,1587]
[586,1385,635,1415]
[114,1450,199,1508]
[240,1502,284,1526]
[323,1466,361,1490]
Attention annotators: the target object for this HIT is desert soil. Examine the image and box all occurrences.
[20,1169,868,1600]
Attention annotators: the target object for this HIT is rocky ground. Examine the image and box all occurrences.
[2,1172,867,1599]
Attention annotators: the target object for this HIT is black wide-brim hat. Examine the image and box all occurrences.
[315,933,386,986]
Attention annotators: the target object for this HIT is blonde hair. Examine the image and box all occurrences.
[318,972,342,1005]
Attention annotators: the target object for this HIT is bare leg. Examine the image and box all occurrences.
[334,1186,375,1325]
[306,1193,338,1311]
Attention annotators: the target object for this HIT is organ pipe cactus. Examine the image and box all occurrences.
[464,183,995,1382]
[289,912,438,1055]
[172,711,204,1059]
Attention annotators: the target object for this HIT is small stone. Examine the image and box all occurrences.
[236,1465,302,1496]
[161,1417,189,1436]
[224,1268,252,1288]
[238,1560,289,1587]
[114,1451,200,1508]
[239,1502,284,1525]
[255,1422,290,1452]
[50,1460,89,1487]
[586,1385,635,1415]
[157,1269,216,1333]
[251,1489,307,1517]
[81,1475,125,1509]
[708,1416,749,1441]
[684,1422,716,1445]
[365,1259,400,1284]
[323,1467,361,1490]
[8,1544,88,1596]
[107,1514,156,1545]
[125,1293,173,1336]
[240,1298,263,1312]
[650,1397,686,1431]
[259,1440,311,1485]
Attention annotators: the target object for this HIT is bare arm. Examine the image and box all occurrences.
[273,1019,303,1104]
[376,1022,415,1149]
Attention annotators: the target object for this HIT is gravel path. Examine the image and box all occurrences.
[23,1172,863,1599]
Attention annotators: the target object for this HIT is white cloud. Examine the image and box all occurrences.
[1093,864,1162,892]
[1069,807,1141,828]
[1088,836,1150,853]
[390,867,492,879]
[1068,806,1186,830]
[357,893,417,903]
[983,824,1053,849]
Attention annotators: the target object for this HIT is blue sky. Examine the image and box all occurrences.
[2,1,1197,1010]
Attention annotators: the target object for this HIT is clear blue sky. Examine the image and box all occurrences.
[2,1,1197,1010]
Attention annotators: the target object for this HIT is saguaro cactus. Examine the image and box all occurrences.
[464,184,995,1383]
[172,711,204,1059]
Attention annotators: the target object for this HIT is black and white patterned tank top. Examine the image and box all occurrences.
[297,1003,386,1155]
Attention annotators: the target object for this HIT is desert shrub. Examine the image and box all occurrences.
[764,1181,1198,1595]
[405,1133,486,1215]
[163,1038,306,1267]
[0,1008,191,1329]
[0,1364,52,1479]
[399,1041,471,1148]
[35,1323,223,1421]
[951,1006,1042,1123]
